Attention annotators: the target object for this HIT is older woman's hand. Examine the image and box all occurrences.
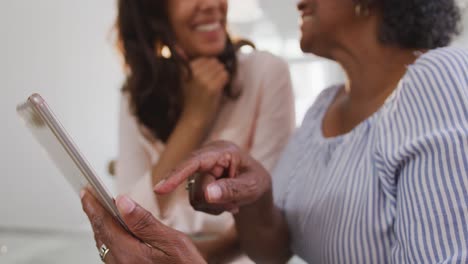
[154,141,272,215]
[81,189,206,264]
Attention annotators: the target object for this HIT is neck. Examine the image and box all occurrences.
[330,40,420,105]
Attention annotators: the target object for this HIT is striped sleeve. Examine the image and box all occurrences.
[375,48,468,263]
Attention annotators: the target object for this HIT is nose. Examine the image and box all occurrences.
[297,0,307,11]
[199,0,223,10]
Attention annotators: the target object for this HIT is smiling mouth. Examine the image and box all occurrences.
[194,22,222,32]
[301,15,314,23]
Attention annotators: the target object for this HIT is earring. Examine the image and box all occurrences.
[155,41,172,59]
[355,3,370,17]
[160,45,172,59]
[355,4,362,16]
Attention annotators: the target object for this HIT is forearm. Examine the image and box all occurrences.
[234,190,292,264]
[194,225,241,263]
[151,114,210,212]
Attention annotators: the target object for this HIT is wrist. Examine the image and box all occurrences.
[180,110,212,130]
[193,232,239,263]
[235,189,275,225]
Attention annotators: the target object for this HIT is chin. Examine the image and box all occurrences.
[198,42,227,57]
[299,34,329,58]
[300,37,314,53]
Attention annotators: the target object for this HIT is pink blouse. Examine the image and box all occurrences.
[115,50,295,238]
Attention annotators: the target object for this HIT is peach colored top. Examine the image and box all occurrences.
[115,51,295,237]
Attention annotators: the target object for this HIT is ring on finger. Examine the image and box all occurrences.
[185,173,198,191]
[99,244,110,262]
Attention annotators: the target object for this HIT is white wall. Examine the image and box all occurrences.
[0,0,123,231]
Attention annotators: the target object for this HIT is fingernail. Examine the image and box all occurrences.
[207,185,222,201]
[154,179,166,191]
[80,189,86,199]
[116,195,136,215]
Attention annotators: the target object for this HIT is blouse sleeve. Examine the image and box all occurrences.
[375,48,468,263]
[249,53,296,172]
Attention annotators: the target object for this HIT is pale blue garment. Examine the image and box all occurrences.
[273,47,468,263]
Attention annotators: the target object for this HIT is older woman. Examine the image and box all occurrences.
[81,0,468,262]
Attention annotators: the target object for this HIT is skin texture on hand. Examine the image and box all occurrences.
[80,189,206,264]
[154,141,272,214]
[154,141,293,263]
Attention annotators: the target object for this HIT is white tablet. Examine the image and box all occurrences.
[17,93,130,232]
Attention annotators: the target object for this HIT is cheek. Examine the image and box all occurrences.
[168,1,195,41]
[221,0,228,15]
[173,25,192,43]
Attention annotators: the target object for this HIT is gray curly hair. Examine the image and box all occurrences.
[358,0,461,48]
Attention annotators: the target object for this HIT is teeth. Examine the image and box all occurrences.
[302,15,314,22]
[195,22,221,32]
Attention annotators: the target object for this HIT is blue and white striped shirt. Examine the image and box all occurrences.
[273,47,468,263]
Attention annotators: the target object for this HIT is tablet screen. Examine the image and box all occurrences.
[17,99,89,195]
[16,95,129,232]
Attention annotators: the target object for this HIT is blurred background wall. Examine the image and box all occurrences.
[0,0,467,262]
[1,0,122,231]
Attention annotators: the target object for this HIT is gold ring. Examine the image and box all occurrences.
[185,178,196,191]
[99,244,110,262]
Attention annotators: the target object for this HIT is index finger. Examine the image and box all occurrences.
[154,150,231,195]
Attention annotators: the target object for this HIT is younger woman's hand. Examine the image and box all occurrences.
[182,58,229,126]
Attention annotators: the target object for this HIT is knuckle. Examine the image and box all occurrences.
[218,181,234,200]
[245,179,259,197]
[91,215,105,231]
[132,211,155,234]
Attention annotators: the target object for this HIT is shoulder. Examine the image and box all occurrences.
[381,47,468,135]
[233,50,292,100]
[237,50,290,75]
[372,48,468,186]
[374,47,468,167]
[119,92,131,114]
[410,47,468,74]
[120,91,130,102]
[403,47,468,100]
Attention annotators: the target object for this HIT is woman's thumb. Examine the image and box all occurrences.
[116,195,170,247]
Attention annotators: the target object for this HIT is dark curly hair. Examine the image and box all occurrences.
[117,0,240,143]
[360,0,461,48]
